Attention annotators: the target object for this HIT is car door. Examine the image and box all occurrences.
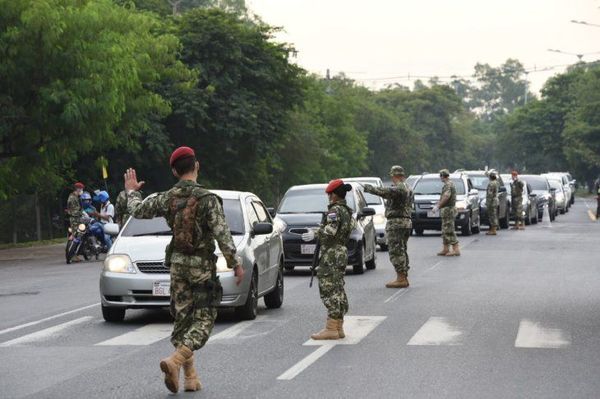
[497,176,508,219]
[466,178,479,223]
[251,199,280,288]
[245,197,270,294]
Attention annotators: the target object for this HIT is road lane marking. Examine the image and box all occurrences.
[384,289,408,304]
[0,303,99,336]
[210,316,267,341]
[514,319,571,349]
[277,316,386,380]
[0,316,93,347]
[407,317,464,346]
[95,323,172,346]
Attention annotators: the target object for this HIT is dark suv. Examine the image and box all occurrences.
[411,173,481,236]
[273,183,377,275]
[460,170,510,229]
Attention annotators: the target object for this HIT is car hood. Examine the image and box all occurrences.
[414,195,467,202]
[110,235,246,262]
[276,213,328,226]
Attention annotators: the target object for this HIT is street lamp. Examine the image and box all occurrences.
[547,48,600,61]
[571,20,600,28]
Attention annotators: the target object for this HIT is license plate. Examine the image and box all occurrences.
[427,209,439,218]
[152,281,170,297]
[301,244,316,255]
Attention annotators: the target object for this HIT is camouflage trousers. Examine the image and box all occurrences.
[317,246,349,320]
[385,220,411,274]
[512,196,524,223]
[170,262,217,351]
[441,207,458,246]
[486,200,499,228]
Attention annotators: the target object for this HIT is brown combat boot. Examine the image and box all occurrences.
[386,272,409,288]
[437,245,450,256]
[311,318,340,340]
[446,244,461,256]
[160,345,193,393]
[337,319,345,339]
[183,356,202,392]
[511,222,519,230]
[486,227,497,235]
[518,223,525,230]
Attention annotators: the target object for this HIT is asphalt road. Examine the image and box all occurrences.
[1,200,599,399]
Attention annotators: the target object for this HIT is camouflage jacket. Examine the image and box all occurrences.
[486,180,499,206]
[127,180,237,269]
[115,190,129,226]
[317,200,353,250]
[440,180,456,208]
[364,182,413,220]
[511,179,524,198]
[66,192,82,221]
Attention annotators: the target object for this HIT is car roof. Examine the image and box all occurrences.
[342,177,383,183]
[459,170,487,175]
[419,173,465,179]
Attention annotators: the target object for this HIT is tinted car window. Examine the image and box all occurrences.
[122,198,245,236]
[548,179,562,191]
[523,177,549,191]
[279,188,356,213]
[252,201,271,223]
[413,178,466,195]
[469,176,489,190]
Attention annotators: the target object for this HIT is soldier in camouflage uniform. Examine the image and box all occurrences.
[302,179,353,340]
[363,165,413,288]
[115,190,129,227]
[124,146,244,393]
[66,182,84,235]
[510,170,525,230]
[485,170,500,236]
[434,169,460,256]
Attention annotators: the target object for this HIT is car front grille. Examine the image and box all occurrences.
[136,262,169,274]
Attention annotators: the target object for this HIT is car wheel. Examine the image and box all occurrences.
[353,245,365,275]
[236,270,258,320]
[379,243,389,251]
[414,228,424,236]
[102,305,125,322]
[531,210,538,224]
[472,214,481,234]
[560,208,566,215]
[461,214,472,236]
[550,210,556,222]
[499,212,509,229]
[264,261,284,309]
[525,211,531,225]
[284,265,295,274]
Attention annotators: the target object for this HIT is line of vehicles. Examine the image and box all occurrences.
[97,171,576,323]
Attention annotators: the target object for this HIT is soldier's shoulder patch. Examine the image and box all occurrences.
[327,211,337,221]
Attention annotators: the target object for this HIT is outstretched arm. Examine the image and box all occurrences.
[363,183,405,200]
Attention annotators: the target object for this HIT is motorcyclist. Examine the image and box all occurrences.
[93,191,114,249]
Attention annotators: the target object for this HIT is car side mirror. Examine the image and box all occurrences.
[549,188,557,192]
[530,193,537,197]
[252,222,273,236]
[469,189,479,195]
[499,186,507,193]
[359,207,376,218]
[103,222,120,236]
[267,207,276,218]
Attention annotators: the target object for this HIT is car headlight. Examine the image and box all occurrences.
[456,200,468,211]
[103,254,136,274]
[273,217,287,234]
[78,223,86,232]
[216,254,242,273]
[373,214,386,225]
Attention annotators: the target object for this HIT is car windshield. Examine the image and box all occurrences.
[121,198,245,236]
[468,175,489,190]
[279,188,356,213]
[548,179,562,190]
[413,178,466,195]
[345,179,383,205]
[523,177,549,191]
[405,176,419,189]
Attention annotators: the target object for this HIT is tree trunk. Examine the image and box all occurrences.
[12,198,17,244]
[35,191,42,241]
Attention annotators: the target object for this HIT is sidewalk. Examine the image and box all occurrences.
[0,243,64,262]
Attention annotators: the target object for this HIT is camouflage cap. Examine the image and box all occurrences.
[439,169,450,177]
[389,165,405,176]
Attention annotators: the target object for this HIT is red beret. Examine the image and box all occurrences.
[74,182,85,189]
[326,179,344,194]
[169,146,195,166]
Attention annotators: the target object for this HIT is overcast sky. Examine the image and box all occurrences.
[248,0,600,93]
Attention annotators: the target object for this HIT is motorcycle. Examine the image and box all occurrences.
[65,216,108,264]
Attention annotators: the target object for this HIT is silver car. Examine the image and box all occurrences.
[100,190,284,322]
[545,177,568,214]
[343,177,388,250]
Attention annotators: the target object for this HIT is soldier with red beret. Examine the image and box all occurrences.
[302,179,354,340]
[123,146,244,393]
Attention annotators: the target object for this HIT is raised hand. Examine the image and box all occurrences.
[124,168,145,192]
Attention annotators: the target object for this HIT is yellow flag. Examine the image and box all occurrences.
[102,164,108,180]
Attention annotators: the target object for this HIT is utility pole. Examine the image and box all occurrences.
[524,72,529,105]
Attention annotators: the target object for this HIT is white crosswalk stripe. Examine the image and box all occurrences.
[514,319,571,349]
[407,317,464,346]
[0,316,93,347]
[95,323,172,346]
